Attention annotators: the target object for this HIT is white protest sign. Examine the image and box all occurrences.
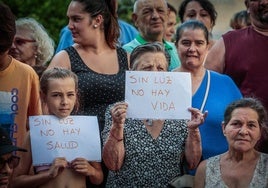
[29,115,101,166]
[125,71,192,120]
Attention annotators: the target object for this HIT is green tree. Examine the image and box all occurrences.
[1,0,70,46]
[117,0,135,24]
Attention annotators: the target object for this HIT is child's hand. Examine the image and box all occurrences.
[71,158,102,177]
[71,158,91,176]
[71,158,103,184]
[48,157,68,178]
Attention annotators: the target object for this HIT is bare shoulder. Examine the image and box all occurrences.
[194,160,207,188]
[48,50,71,70]
[205,37,226,73]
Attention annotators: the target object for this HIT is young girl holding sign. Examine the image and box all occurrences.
[12,68,103,187]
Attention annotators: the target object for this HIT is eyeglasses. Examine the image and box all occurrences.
[0,156,20,169]
[14,37,36,46]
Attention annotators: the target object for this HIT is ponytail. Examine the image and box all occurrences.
[104,0,119,49]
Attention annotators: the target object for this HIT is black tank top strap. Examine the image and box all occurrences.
[65,46,88,73]
[116,47,129,71]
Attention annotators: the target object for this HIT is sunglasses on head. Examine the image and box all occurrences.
[14,37,36,46]
[0,156,20,169]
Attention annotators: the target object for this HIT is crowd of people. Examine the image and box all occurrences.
[1,0,268,187]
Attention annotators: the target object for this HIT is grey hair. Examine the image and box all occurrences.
[130,42,168,70]
[16,17,55,66]
[133,0,168,13]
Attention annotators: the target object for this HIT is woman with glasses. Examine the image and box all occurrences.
[9,17,54,77]
[0,127,27,188]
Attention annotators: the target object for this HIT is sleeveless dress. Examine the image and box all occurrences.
[205,153,268,187]
[65,46,128,132]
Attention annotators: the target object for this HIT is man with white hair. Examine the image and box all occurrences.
[123,0,181,71]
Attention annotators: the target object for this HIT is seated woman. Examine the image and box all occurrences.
[194,98,268,188]
[102,42,207,187]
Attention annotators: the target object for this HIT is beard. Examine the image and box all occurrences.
[258,6,268,24]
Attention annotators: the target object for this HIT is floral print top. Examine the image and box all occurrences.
[102,104,189,187]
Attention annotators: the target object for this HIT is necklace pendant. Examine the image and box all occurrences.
[146,119,153,126]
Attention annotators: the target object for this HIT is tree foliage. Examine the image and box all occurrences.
[1,0,70,46]
[1,0,134,47]
[117,0,135,23]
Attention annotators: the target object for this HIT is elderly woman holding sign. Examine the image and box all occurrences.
[102,42,208,187]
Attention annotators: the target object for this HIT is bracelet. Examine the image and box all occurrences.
[109,131,123,142]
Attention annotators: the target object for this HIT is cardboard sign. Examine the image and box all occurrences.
[125,71,192,120]
[29,115,101,166]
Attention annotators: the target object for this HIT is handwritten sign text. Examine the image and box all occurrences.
[29,115,101,166]
[125,71,191,119]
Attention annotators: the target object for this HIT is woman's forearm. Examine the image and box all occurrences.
[185,128,202,169]
[102,124,125,171]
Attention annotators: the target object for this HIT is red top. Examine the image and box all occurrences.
[223,26,268,111]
